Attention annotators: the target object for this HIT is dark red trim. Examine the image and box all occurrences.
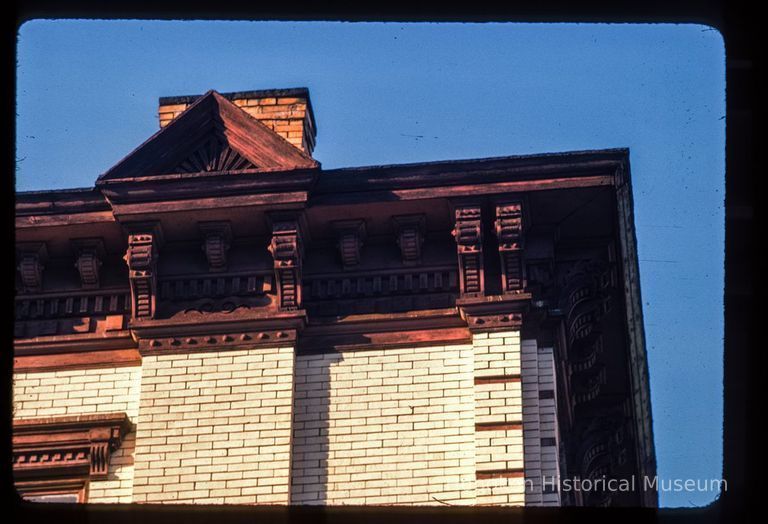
[476,469,525,479]
[298,326,472,354]
[475,375,522,385]
[14,349,141,372]
[475,423,523,432]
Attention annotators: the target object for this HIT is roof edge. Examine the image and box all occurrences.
[321,147,630,175]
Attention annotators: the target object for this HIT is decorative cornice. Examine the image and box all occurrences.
[17,243,48,293]
[199,222,232,272]
[13,413,132,481]
[393,214,426,266]
[72,238,105,290]
[333,219,366,270]
[452,205,484,297]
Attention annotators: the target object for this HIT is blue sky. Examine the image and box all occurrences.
[15,21,725,507]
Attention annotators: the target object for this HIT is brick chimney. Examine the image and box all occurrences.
[158,88,317,156]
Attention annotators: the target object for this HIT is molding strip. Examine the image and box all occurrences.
[476,469,526,479]
[14,349,141,373]
[475,375,521,385]
[475,422,523,432]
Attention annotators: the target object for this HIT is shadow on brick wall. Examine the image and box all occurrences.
[290,350,344,504]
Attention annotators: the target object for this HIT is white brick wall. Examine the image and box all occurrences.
[291,344,477,505]
[472,331,525,506]
[13,366,143,503]
[131,347,295,504]
[12,331,537,506]
[476,476,527,505]
[521,339,562,506]
[473,331,521,378]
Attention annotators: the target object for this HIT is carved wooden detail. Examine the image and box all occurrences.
[457,292,530,334]
[123,224,162,320]
[163,136,257,174]
[465,311,524,332]
[13,413,132,481]
[17,243,48,293]
[570,402,633,507]
[199,221,232,272]
[393,214,426,266]
[72,238,105,290]
[269,219,303,311]
[452,206,484,296]
[557,258,616,409]
[525,249,643,506]
[495,202,525,293]
[333,220,366,270]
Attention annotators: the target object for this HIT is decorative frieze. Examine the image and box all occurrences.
[393,214,426,266]
[199,221,232,272]
[17,243,48,293]
[452,205,484,296]
[304,269,457,300]
[495,202,525,293]
[269,218,303,311]
[333,219,366,270]
[159,274,267,301]
[72,238,105,290]
[123,223,163,320]
[139,328,296,354]
[15,292,131,322]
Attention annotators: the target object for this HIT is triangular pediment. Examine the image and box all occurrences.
[97,91,318,183]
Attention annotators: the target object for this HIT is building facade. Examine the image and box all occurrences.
[13,87,656,506]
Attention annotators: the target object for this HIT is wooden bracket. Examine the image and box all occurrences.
[333,219,366,270]
[72,238,105,290]
[17,243,48,293]
[268,217,303,311]
[494,202,525,293]
[393,214,426,266]
[123,222,163,320]
[199,221,232,272]
[452,205,484,296]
